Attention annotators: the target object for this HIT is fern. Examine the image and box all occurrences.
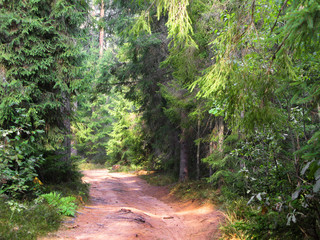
[41,192,77,217]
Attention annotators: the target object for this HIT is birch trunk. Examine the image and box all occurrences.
[99,0,105,57]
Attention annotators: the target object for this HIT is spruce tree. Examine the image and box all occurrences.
[0,0,89,190]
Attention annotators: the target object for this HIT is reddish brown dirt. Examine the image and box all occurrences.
[40,170,224,240]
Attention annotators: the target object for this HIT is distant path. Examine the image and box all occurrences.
[41,170,223,240]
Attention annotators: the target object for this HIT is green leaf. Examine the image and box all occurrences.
[313,179,320,193]
[292,188,301,200]
[301,160,314,175]
[307,15,313,29]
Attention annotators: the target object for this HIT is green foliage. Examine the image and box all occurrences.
[0,0,89,197]
[73,93,113,164]
[105,93,147,166]
[40,192,77,217]
[78,161,106,170]
[0,198,61,240]
[109,164,144,173]
[38,156,82,184]
[278,0,320,56]
[0,108,45,198]
[160,82,196,128]
[214,126,320,239]
[156,0,196,48]
[170,180,218,203]
[129,0,196,49]
[219,196,302,240]
[220,199,304,240]
[71,49,111,164]
[140,172,177,186]
[103,7,182,172]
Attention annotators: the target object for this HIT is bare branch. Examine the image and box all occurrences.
[270,0,289,33]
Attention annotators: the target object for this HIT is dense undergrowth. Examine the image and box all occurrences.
[0,185,88,240]
[0,161,89,240]
[0,194,83,240]
[0,198,61,240]
[141,171,317,240]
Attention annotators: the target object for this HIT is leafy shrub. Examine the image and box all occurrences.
[0,108,45,198]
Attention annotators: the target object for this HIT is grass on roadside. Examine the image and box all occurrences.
[140,172,218,201]
[0,183,88,240]
[218,198,251,240]
[0,197,61,240]
[170,180,220,204]
[139,171,177,186]
[78,162,106,170]
[0,169,90,240]
[108,163,144,173]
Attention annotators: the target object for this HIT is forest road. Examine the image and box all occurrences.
[40,169,224,240]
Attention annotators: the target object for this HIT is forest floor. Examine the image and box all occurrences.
[40,169,224,240]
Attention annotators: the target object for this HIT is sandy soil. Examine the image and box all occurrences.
[40,170,224,240]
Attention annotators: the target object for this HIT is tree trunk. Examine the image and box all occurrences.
[208,120,214,178]
[71,101,78,156]
[179,111,189,182]
[287,103,301,186]
[99,0,105,57]
[179,127,189,182]
[0,65,5,82]
[208,117,223,181]
[60,91,71,163]
[217,116,224,153]
[173,131,180,175]
[196,117,201,180]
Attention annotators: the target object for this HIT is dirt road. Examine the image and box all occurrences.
[42,170,223,240]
